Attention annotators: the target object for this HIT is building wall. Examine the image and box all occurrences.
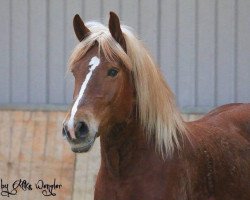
[0,0,249,112]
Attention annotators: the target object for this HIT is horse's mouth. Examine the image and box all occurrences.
[70,137,96,153]
[63,126,96,153]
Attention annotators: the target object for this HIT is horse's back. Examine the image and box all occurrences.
[186,103,250,199]
[190,102,250,154]
[199,103,250,141]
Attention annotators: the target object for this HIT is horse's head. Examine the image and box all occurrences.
[63,12,135,153]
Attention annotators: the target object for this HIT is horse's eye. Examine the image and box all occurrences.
[107,68,119,77]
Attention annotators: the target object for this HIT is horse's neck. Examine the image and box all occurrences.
[99,120,152,177]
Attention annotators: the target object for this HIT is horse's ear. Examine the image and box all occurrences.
[108,12,127,52]
[73,14,90,42]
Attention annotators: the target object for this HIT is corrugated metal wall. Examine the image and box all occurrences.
[0,0,249,111]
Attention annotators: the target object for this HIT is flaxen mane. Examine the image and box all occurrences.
[69,22,187,158]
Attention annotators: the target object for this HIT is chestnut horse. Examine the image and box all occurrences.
[63,12,250,200]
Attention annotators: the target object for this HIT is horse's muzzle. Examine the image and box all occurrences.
[62,123,96,153]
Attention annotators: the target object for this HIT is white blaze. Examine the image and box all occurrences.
[68,56,100,129]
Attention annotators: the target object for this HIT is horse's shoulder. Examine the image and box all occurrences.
[183,105,250,199]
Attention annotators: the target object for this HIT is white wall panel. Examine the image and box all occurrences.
[0,0,249,111]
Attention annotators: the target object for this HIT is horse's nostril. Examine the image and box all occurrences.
[62,124,68,138]
[62,124,73,141]
[75,121,89,139]
[62,127,67,138]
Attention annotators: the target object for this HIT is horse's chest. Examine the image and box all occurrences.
[94,172,180,200]
[95,181,167,200]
